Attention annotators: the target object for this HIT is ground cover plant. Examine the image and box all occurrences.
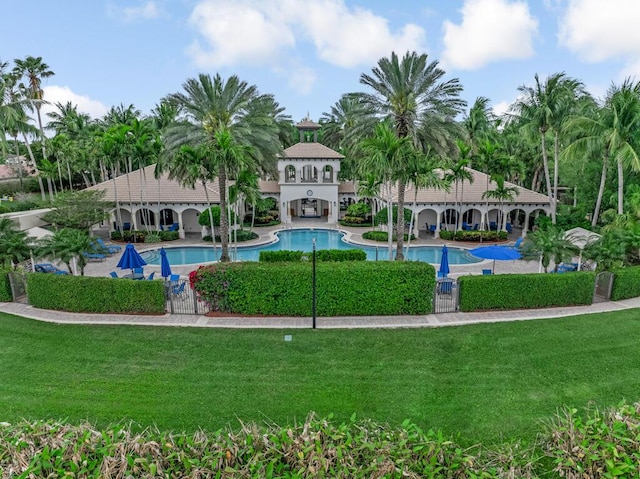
[1,310,640,448]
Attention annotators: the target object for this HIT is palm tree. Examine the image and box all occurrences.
[229,169,261,257]
[162,73,284,262]
[564,80,640,223]
[482,175,519,231]
[359,121,413,260]
[37,228,100,276]
[13,56,55,186]
[511,72,585,223]
[521,226,578,273]
[0,217,30,270]
[464,96,496,158]
[354,51,465,260]
[356,175,382,227]
[448,141,474,230]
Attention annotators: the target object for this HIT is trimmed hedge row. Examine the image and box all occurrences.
[439,230,508,241]
[0,269,12,302]
[610,266,640,300]
[362,231,414,242]
[259,249,367,262]
[458,271,595,311]
[27,274,165,314]
[193,261,434,316]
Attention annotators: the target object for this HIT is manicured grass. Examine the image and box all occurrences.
[1,311,640,445]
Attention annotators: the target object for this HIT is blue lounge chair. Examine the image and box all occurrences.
[34,263,68,275]
[168,223,179,231]
[172,281,186,297]
[96,238,121,254]
[511,237,523,250]
[147,272,155,280]
[489,221,498,231]
[482,269,492,275]
[109,271,119,278]
[169,274,180,282]
[83,252,107,262]
[506,223,513,233]
[429,224,437,234]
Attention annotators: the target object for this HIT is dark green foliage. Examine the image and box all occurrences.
[203,230,258,242]
[0,269,12,301]
[42,190,111,232]
[0,178,40,197]
[198,205,236,227]
[339,216,369,226]
[110,230,122,241]
[259,249,367,262]
[439,230,508,241]
[458,272,595,311]
[362,230,414,241]
[610,266,640,300]
[193,261,434,315]
[374,206,412,225]
[158,230,179,241]
[345,202,371,218]
[26,274,165,314]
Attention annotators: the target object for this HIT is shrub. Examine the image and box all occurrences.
[340,216,367,225]
[259,249,367,262]
[110,230,123,241]
[610,266,640,300]
[374,206,412,226]
[458,271,595,311]
[203,230,258,242]
[345,202,370,218]
[193,261,434,316]
[158,230,179,241]
[145,232,162,243]
[439,230,507,241]
[198,206,236,228]
[27,274,165,314]
[122,230,146,243]
[0,269,12,301]
[362,231,415,242]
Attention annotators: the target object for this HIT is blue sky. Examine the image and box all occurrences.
[4,0,640,124]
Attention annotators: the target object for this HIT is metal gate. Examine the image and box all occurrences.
[433,278,458,313]
[8,272,28,303]
[164,280,210,315]
[593,271,614,302]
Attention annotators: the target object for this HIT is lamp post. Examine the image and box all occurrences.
[312,237,316,329]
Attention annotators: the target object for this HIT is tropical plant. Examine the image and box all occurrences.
[162,74,286,262]
[0,217,31,269]
[521,226,578,273]
[353,51,465,260]
[37,228,104,276]
[42,190,110,232]
[482,175,519,231]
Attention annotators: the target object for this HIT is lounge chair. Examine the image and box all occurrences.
[172,281,186,297]
[437,278,453,294]
[169,274,180,282]
[109,271,119,278]
[147,272,155,280]
[506,223,513,233]
[482,269,492,275]
[489,221,498,231]
[511,237,523,250]
[167,223,179,231]
[96,238,122,254]
[34,263,68,275]
[83,252,107,262]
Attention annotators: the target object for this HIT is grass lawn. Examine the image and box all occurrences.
[1,310,640,445]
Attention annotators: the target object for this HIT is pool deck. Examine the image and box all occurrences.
[81,220,542,279]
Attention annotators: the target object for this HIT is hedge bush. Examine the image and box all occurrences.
[203,230,258,242]
[458,271,595,311]
[259,249,367,262]
[193,261,434,316]
[439,230,508,241]
[610,266,640,300]
[0,269,12,301]
[362,231,415,242]
[27,274,165,314]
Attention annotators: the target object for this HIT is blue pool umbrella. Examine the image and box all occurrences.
[116,243,147,273]
[160,247,172,279]
[469,245,521,273]
[438,245,450,278]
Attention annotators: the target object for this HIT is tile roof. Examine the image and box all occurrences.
[281,142,344,159]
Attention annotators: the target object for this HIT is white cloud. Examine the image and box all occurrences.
[187,0,427,69]
[122,1,160,22]
[441,0,538,70]
[558,0,640,64]
[286,66,317,96]
[187,1,295,67]
[42,85,108,121]
[492,100,511,118]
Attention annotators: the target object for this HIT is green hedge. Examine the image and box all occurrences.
[439,230,508,241]
[610,266,640,300]
[27,274,165,314]
[458,272,595,311]
[259,249,367,262]
[0,269,12,302]
[193,261,434,316]
[362,231,415,242]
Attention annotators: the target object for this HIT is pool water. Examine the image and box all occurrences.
[141,229,481,266]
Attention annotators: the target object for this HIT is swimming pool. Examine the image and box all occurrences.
[140,229,481,265]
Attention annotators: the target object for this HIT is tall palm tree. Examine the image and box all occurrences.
[162,74,284,262]
[564,79,640,223]
[356,175,382,227]
[511,72,584,223]
[13,56,55,181]
[354,51,465,259]
[0,217,30,270]
[447,141,474,230]
[464,96,495,158]
[358,121,413,260]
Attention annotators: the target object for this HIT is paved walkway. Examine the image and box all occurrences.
[4,297,640,330]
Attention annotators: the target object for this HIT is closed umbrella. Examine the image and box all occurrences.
[116,243,147,274]
[438,245,450,278]
[160,247,172,280]
[469,245,521,273]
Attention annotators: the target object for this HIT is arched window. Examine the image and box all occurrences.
[301,165,318,183]
[322,165,333,183]
[285,165,296,183]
